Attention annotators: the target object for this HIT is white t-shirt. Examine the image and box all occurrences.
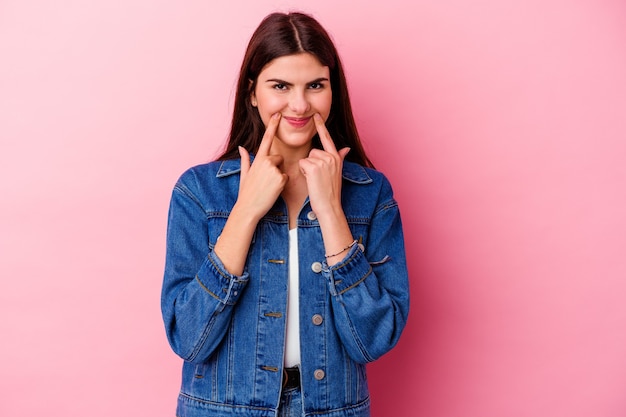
[284,228,301,367]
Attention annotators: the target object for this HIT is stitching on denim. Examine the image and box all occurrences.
[188,310,219,362]
[345,355,353,404]
[344,308,374,363]
[341,164,373,184]
[211,353,218,400]
[226,320,235,402]
[173,184,206,212]
[206,211,230,219]
[215,160,242,178]
[208,252,232,281]
[373,198,398,216]
[178,392,275,411]
[305,392,371,415]
[195,275,221,301]
[330,246,360,270]
[369,255,391,266]
[345,216,370,225]
[338,266,372,295]
[261,216,289,224]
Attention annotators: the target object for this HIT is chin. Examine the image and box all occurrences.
[276,130,316,148]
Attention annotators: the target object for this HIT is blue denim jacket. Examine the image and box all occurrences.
[162,159,409,417]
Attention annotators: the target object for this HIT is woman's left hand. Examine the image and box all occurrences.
[298,114,350,217]
[300,113,355,265]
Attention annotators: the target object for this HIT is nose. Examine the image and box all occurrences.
[288,90,310,115]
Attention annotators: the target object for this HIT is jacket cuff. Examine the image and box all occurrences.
[322,245,372,296]
[195,250,249,305]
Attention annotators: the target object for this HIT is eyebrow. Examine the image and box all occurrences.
[264,77,329,86]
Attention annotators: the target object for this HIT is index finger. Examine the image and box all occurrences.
[257,113,281,156]
[313,113,338,154]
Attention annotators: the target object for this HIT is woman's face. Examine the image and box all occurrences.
[252,53,332,152]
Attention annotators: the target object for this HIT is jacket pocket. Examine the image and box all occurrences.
[206,214,228,250]
[207,212,256,250]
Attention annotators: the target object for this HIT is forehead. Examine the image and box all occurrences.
[258,53,330,80]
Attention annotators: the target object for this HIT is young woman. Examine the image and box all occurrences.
[162,11,409,417]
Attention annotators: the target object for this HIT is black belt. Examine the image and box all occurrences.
[282,367,300,390]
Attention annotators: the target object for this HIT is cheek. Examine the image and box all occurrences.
[257,94,285,115]
[314,93,332,116]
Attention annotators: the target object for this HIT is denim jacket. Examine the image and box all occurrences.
[162,159,409,417]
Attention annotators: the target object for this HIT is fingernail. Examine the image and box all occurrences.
[272,113,281,120]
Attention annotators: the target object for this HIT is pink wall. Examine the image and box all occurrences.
[1,1,625,416]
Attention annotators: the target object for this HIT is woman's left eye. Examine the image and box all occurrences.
[309,82,324,89]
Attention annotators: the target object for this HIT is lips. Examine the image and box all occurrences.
[283,116,312,129]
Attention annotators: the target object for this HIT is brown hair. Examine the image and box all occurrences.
[217,12,373,168]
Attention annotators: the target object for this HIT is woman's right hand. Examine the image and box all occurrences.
[213,113,286,276]
[236,112,287,221]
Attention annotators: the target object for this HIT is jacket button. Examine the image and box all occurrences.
[311,262,322,273]
[314,369,325,380]
[358,243,365,252]
[307,211,317,221]
[311,314,323,325]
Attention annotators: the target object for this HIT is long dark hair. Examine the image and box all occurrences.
[217,12,373,168]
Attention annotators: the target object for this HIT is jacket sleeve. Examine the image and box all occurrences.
[161,179,248,364]
[322,177,410,364]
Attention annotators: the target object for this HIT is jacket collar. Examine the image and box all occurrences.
[216,158,372,185]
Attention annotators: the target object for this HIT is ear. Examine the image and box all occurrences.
[249,79,257,107]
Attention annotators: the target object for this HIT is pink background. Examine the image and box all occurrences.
[1,1,625,416]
